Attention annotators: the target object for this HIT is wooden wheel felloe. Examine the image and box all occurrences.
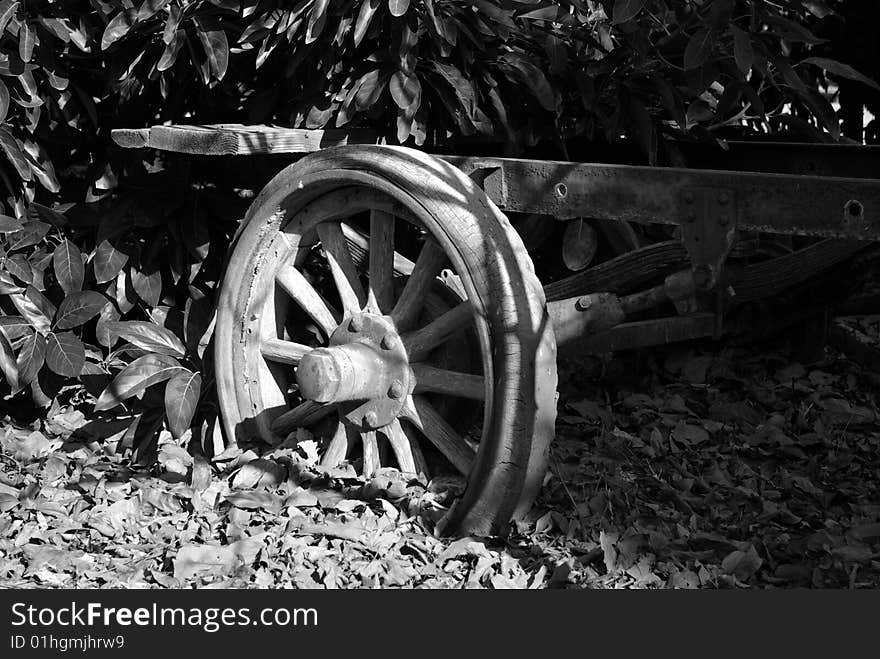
[215,146,557,536]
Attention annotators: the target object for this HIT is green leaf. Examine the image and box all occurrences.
[93,239,129,284]
[102,10,134,50]
[803,1,834,18]
[104,320,186,358]
[684,29,715,71]
[612,0,646,24]
[95,302,121,348]
[194,18,229,80]
[157,32,183,71]
[766,15,824,44]
[95,354,185,411]
[54,291,108,330]
[354,69,386,111]
[16,331,45,385]
[0,315,32,340]
[388,0,409,18]
[28,203,66,227]
[354,0,381,47]
[390,71,421,110]
[10,286,53,333]
[0,78,8,124]
[19,21,34,63]
[800,57,880,92]
[0,2,18,35]
[499,53,557,112]
[0,126,32,182]
[731,26,754,76]
[52,239,84,295]
[163,4,181,44]
[45,331,85,377]
[0,214,21,232]
[0,326,18,389]
[137,0,172,21]
[5,254,32,284]
[306,0,330,44]
[165,370,202,438]
[131,267,162,307]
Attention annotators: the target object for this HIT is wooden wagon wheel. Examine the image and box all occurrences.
[215,146,557,536]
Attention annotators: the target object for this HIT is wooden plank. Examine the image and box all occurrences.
[562,313,717,356]
[111,124,378,155]
[442,155,880,240]
[111,128,150,148]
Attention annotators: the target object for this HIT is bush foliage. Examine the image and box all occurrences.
[0,0,874,457]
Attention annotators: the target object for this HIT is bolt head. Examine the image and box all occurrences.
[380,333,397,350]
[363,411,378,427]
[718,192,730,205]
[684,191,695,204]
[349,315,363,332]
[719,213,730,226]
[388,380,405,399]
[686,211,696,223]
[575,296,592,311]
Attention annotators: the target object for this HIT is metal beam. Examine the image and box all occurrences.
[442,156,880,240]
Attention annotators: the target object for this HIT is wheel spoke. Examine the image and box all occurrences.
[391,240,447,331]
[402,302,474,361]
[276,263,339,338]
[261,338,311,365]
[316,221,366,316]
[321,420,352,469]
[368,210,396,313]
[384,418,428,478]
[403,395,475,475]
[361,430,380,478]
[271,400,335,435]
[341,223,415,275]
[400,420,430,479]
[383,418,415,475]
[412,364,485,400]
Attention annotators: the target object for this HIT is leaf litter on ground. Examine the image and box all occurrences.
[1,335,879,588]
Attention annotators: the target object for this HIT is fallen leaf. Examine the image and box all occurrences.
[721,544,763,581]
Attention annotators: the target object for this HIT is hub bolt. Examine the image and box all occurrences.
[381,333,397,350]
[388,380,405,399]
[349,315,363,332]
[363,411,378,427]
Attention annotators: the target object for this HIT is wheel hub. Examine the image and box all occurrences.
[296,312,411,431]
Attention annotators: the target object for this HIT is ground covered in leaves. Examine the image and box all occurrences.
[1,334,879,589]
